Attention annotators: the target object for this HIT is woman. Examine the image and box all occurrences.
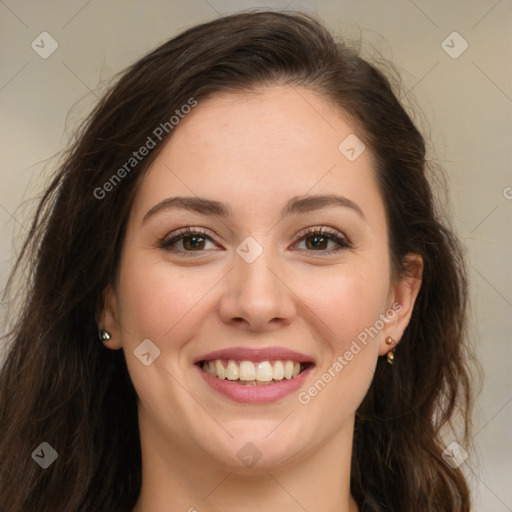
[0,10,475,512]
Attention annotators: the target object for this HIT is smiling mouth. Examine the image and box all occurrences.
[198,359,311,386]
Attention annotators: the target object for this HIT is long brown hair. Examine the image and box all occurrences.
[0,11,475,511]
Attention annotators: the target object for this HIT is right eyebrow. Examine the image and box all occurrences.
[142,196,232,224]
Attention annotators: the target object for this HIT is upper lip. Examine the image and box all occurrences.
[194,347,315,364]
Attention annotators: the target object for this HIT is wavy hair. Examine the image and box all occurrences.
[0,11,475,511]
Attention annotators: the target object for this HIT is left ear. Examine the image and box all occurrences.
[378,253,423,356]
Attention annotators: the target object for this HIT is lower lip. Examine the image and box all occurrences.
[196,365,313,404]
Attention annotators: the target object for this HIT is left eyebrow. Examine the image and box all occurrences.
[142,193,366,224]
[281,194,366,221]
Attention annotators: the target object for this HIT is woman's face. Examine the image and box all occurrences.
[101,86,421,470]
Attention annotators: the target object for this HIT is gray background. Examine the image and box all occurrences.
[1,1,511,510]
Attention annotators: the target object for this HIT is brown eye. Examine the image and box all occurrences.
[182,235,206,251]
[160,227,219,255]
[305,234,329,250]
[294,227,350,254]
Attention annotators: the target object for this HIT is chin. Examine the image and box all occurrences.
[197,426,309,472]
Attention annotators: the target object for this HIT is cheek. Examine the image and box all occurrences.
[292,265,388,432]
[116,251,223,346]
[114,252,222,416]
[295,261,390,349]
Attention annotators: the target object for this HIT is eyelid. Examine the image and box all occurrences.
[293,225,349,242]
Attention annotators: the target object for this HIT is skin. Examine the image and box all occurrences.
[99,86,422,512]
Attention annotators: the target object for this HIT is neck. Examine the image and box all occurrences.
[133,413,359,512]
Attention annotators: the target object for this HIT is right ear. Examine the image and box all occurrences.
[96,284,123,350]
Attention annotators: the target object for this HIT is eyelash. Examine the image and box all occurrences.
[159,226,351,257]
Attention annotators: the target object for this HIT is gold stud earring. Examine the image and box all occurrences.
[385,336,396,365]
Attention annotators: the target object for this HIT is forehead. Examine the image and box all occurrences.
[129,86,385,225]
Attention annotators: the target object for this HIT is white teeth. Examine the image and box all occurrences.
[226,360,239,380]
[284,360,294,379]
[272,360,284,380]
[255,361,273,382]
[215,360,226,380]
[201,358,308,383]
[239,361,256,380]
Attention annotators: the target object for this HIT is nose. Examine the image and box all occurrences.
[217,249,297,332]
